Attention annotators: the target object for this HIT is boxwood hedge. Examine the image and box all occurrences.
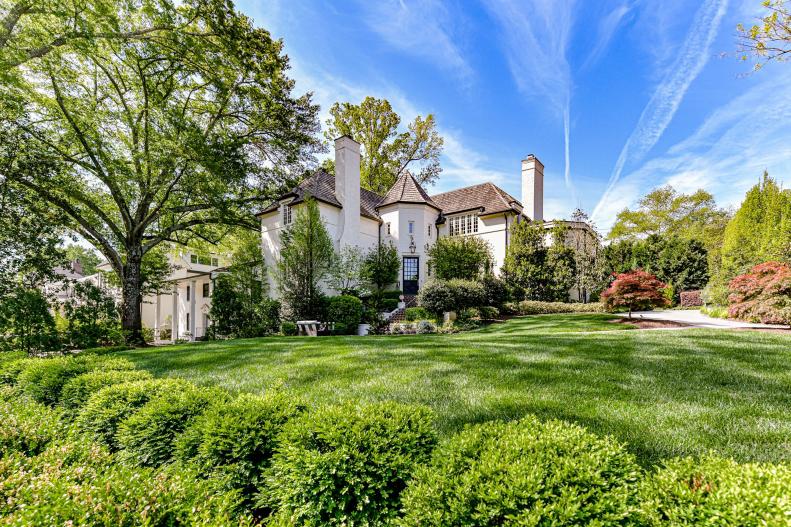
[60,369,153,415]
[0,396,61,457]
[265,401,436,526]
[399,416,641,526]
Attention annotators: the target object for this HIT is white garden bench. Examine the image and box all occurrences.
[296,320,320,337]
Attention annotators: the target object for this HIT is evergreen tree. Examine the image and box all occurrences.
[502,221,550,300]
[721,173,791,278]
[546,225,577,301]
[274,198,336,319]
[428,236,493,281]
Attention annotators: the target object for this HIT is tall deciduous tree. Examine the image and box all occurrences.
[567,209,601,302]
[324,96,443,194]
[1,0,320,343]
[737,0,790,70]
[361,242,400,292]
[274,198,335,320]
[329,245,366,296]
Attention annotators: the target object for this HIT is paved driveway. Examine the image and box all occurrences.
[622,309,788,329]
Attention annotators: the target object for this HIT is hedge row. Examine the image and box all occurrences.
[505,300,606,315]
[1,353,789,526]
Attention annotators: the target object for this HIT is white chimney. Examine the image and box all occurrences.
[521,154,544,221]
[334,135,361,247]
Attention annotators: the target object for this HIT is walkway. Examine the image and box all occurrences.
[622,309,789,330]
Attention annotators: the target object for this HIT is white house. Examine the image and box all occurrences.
[258,135,591,298]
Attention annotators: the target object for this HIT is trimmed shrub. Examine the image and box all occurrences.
[326,295,363,333]
[17,355,135,406]
[400,416,641,526]
[479,306,500,319]
[0,358,37,385]
[415,320,436,334]
[80,344,133,355]
[280,321,297,336]
[177,392,305,503]
[481,275,509,307]
[459,307,481,320]
[679,290,703,308]
[265,401,436,526]
[60,369,153,415]
[381,297,399,312]
[0,351,26,364]
[0,397,61,457]
[638,455,791,525]
[76,378,193,451]
[381,290,403,300]
[404,307,433,321]
[116,383,227,467]
[258,298,282,335]
[418,279,485,315]
[0,441,249,526]
[516,300,605,315]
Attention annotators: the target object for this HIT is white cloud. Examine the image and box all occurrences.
[592,67,791,232]
[358,0,473,81]
[593,0,728,221]
[483,0,576,192]
[581,3,632,71]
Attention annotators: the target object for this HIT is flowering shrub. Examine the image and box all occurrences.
[679,290,703,307]
[728,261,791,325]
[601,269,669,318]
[516,301,605,315]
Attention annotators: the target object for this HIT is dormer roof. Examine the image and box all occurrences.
[430,182,522,216]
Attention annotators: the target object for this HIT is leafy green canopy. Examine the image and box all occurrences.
[737,0,791,70]
[324,96,443,194]
[427,235,493,281]
[0,0,321,342]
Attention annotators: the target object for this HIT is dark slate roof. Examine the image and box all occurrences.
[430,182,523,216]
[256,170,382,221]
[376,172,441,210]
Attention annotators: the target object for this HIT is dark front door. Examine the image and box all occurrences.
[403,256,419,295]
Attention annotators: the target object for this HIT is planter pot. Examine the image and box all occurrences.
[443,311,457,324]
[357,323,371,336]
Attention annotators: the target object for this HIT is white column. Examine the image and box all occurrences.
[189,279,197,341]
[171,284,178,343]
[154,294,161,342]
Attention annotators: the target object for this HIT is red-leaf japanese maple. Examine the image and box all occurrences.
[728,262,791,326]
[601,269,669,318]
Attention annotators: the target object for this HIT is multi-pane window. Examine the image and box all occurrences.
[202,283,210,297]
[282,203,292,225]
[449,214,478,236]
[191,254,214,266]
[408,221,414,234]
[211,257,219,267]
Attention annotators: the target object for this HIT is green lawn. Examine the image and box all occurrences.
[118,314,791,467]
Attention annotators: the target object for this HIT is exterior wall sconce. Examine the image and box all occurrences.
[409,236,416,254]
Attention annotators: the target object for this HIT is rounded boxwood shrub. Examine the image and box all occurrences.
[60,369,153,415]
[16,355,135,406]
[637,455,791,525]
[404,307,433,321]
[0,396,61,457]
[326,295,363,333]
[0,440,249,526]
[399,416,641,526]
[415,320,436,334]
[265,401,436,526]
[75,378,193,451]
[116,383,227,467]
[0,358,37,385]
[280,321,298,336]
[176,391,305,503]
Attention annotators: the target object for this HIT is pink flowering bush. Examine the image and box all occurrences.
[728,262,791,325]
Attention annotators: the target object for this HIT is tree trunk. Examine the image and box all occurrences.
[120,247,146,346]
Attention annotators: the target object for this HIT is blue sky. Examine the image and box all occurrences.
[238,0,791,232]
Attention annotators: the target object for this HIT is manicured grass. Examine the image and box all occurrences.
[118,314,791,467]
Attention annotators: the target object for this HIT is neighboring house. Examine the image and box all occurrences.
[96,249,226,342]
[259,136,595,298]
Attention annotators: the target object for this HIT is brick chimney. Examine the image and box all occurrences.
[334,135,361,247]
[521,154,544,221]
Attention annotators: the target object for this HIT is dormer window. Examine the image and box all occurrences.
[282,203,292,225]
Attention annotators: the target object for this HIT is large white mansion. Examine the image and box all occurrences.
[95,136,592,341]
[258,136,547,296]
